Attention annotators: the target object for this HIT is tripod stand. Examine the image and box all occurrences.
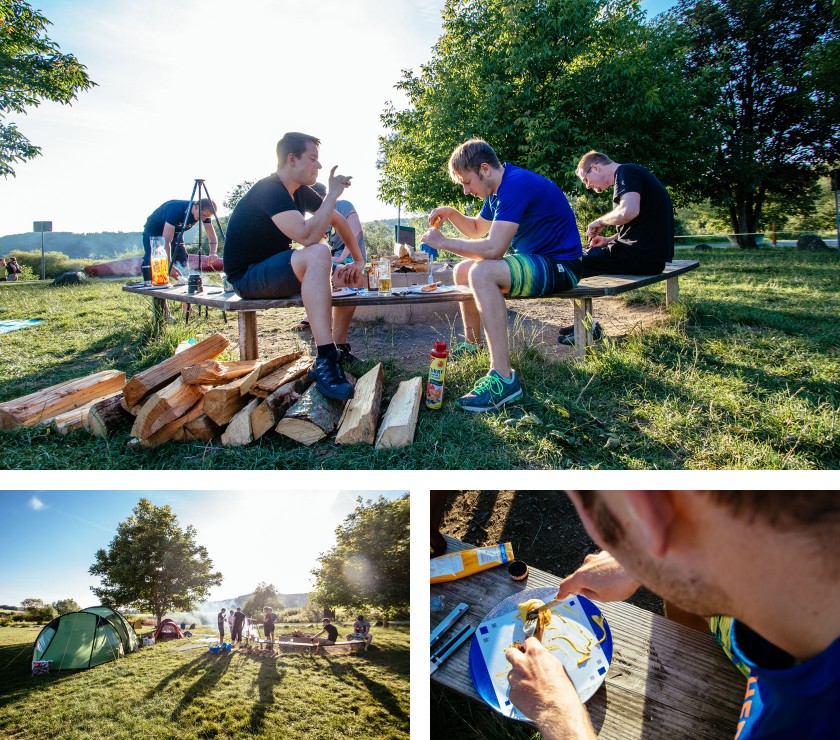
[175,178,227,274]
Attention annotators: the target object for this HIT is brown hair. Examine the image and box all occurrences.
[576,151,614,177]
[704,491,840,529]
[196,198,217,215]
[277,132,321,167]
[448,138,502,182]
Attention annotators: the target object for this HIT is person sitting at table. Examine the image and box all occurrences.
[5,256,22,281]
[311,618,339,648]
[346,614,373,650]
[505,491,840,739]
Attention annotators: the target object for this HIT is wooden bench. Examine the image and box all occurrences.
[123,259,698,360]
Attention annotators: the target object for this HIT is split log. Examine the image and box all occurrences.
[120,396,143,416]
[181,360,260,386]
[130,377,206,439]
[250,376,311,440]
[203,375,251,426]
[51,407,90,435]
[122,332,229,407]
[182,414,224,442]
[238,351,304,396]
[138,397,205,448]
[0,370,126,431]
[88,393,132,437]
[275,385,347,446]
[335,363,384,446]
[251,357,313,398]
[221,398,261,447]
[375,376,423,449]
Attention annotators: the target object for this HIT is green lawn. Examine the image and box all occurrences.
[0,624,409,739]
[0,248,837,469]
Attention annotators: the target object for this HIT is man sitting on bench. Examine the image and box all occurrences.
[223,132,364,400]
[311,618,339,649]
[558,151,674,345]
[346,614,373,651]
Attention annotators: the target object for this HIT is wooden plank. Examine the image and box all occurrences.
[238,351,304,396]
[374,376,422,449]
[123,332,229,407]
[665,275,680,305]
[573,297,593,359]
[251,357,312,398]
[335,363,384,446]
[180,360,259,386]
[130,377,206,439]
[220,397,260,447]
[238,311,259,360]
[0,370,126,431]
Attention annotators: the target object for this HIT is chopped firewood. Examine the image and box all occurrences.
[0,370,126,431]
[375,376,423,449]
[180,360,260,386]
[238,351,304,396]
[275,385,348,446]
[51,407,89,435]
[182,414,223,442]
[120,396,143,416]
[88,393,132,437]
[137,397,205,447]
[335,363,384,446]
[251,357,312,398]
[203,375,251,426]
[250,376,311,441]
[122,332,229,407]
[130,377,206,439]
[221,398,261,447]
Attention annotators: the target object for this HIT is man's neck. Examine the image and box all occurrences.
[276,168,301,196]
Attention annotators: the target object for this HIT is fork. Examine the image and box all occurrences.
[522,598,562,642]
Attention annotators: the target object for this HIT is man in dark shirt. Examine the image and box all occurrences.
[143,198,218,278]
[558,151,674,344]
[224,132,363,399]
[311,618,339,651]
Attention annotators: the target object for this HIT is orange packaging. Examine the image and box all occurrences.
[430,543,515,583]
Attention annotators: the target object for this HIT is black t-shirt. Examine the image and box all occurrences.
[613,164,674,262]
[233,611,245,628]
[323,623,338,642]
[143,200,209,240]
[223,174,324,282]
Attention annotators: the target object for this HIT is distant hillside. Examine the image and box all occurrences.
[200,592,309,612]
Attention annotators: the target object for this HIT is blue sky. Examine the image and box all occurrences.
[0,0,675,237]
[0,490,407,609]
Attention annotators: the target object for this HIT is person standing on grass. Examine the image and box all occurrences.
[263,606,278,642]
[216,607,226,643]
[556,151,674,345]
[421,138,582,412]
[505,491,840,739]
[228,605,236,640]
[232,607,246,645]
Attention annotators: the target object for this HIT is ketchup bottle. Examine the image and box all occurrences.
[425,342,449,409]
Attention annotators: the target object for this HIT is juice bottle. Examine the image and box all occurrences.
[425,342,448,409]
[151,244,169,286]
[367,255,379,291]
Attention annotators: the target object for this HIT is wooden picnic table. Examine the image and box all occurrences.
[431,535,746,739]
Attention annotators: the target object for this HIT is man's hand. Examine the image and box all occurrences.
[587,235,612,248]
[557,550,641,603]
[420,227,446,251]
[585,220,605,240]
[333,262,363,288]
[428,206,456,227]
[505,638,595,740]
[328,165,352,198]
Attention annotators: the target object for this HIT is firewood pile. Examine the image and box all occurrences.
[386,244,431,273]
[0,332,424,449]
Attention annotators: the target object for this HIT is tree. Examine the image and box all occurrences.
[89,498,222,626]
[21,598,56,622]
[378,0,718,214]
[243,582,284,618]
[674,0,840,247]
[52,598,80,615]
[0,1,95,177]
[224,179,256,211]
[311,496,409,626]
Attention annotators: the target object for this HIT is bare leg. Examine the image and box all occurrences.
[332,306,356,344]
[468,260,513,377]
[453,260,482,344]
[291,245,334,347]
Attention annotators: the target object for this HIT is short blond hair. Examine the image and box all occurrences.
[576,151,614,177]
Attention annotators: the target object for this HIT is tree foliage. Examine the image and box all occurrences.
[243,582,284,618]
[311,496,409,624]
[0,0,95,177]
[21,598,56,622]
[378,0,718,214]
[673,0,839,247]
[89,498,222,626]
[52,598,80,615]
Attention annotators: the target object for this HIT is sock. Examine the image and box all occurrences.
[317,343,339,361]
[337,343,351,354]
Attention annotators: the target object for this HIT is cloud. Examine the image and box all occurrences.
[29,496,47,511]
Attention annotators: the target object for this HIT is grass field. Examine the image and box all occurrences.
[0,247,837,469]
[0,624,409,739]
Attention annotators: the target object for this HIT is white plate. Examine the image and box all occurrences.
[407,284,455,295]
[331,288,359,297]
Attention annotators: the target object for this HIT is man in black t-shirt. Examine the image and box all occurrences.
[310,618,339,650]
[224,132,364,400]
[558,151,674,344]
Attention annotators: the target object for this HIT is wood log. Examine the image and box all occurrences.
[180,359,260,386]
[203,375,251,426]
[182,414,223,442]
[238,351,304,396]
[220,398,261,447]
[275,385,347,446]
[335,363,384,446]
[138,397,205,448]
[120,396,143,416]
[0,370,126,431]
[51,406,91,435]
[375,376,423,449]
[130,377,206,439]
[250,376,311,440]
[88,393,132,437]
[251,357,313,398]
[122,332,229,407]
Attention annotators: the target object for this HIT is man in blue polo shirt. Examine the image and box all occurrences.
[421,138,582,412]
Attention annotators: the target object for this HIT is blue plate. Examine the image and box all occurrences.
[469,586,612,722]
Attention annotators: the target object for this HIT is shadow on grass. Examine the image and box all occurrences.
[321,656,408,722]
[247,656,287,734]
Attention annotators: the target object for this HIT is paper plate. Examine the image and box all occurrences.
[469,586,612,722]
[407,284,455,295]
[331,288,358,297]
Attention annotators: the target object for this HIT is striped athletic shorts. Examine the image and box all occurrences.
[504,253,583,298]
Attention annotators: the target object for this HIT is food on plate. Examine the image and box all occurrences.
[421,281,442,292]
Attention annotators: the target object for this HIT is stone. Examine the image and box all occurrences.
[694,243,713,251]
[796,234,830,251]
[52,271,88,287]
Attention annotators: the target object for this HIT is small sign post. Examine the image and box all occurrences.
[33,221,52,280]
[831,169,839,250]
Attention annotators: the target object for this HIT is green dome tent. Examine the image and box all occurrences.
[32,605,139,670]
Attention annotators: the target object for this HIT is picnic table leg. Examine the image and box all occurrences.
[573,297,593,358]
[665,276,680,305]
[238,311,258,360]
[152,297,166,335]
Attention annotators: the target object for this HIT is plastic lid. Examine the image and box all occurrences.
[433,342,448,353]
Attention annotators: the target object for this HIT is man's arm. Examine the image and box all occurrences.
[203,220,218,257]
[556,550,641,602]
[586,192,641,239]
[272,166,351,246]
[420,219,518,261]
[428,206,491,239]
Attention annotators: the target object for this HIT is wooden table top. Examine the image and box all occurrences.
[431,535,744,739]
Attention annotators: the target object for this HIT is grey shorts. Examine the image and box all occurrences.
[233,250,301,298]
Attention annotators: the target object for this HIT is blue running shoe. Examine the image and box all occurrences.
[455,369,523,412]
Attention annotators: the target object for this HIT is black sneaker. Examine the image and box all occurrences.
[558,321,603,345]
[337,343,361,365]
[308,357,354,400]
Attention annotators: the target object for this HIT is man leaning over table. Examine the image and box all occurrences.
[223,132,364,400]
[505,491,840,739]
[420,138,582,413]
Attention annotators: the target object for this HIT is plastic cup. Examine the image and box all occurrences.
[377,260,392,295]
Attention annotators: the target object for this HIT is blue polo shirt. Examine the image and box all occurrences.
[478,163,581,261]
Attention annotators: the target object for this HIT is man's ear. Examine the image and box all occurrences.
[624,491,676,559]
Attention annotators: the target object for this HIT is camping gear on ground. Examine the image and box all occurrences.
[32,605,139,671]
[153,619,185,640]
[31,660,50,675]
[141,636,155,647]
